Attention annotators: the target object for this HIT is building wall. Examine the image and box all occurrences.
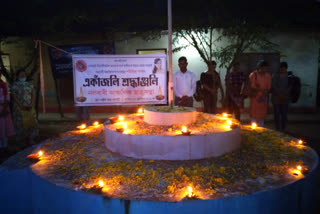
[271,32,319,108]
[116,32,320,109]
[1,32,319,110]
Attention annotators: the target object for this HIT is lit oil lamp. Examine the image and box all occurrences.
[93,121,99,126]
[123,123,132,134]
[181,126,191,135]
[88,180,105,194]
[116,122,127,133]
[109,117,118,124]
[224,124,231,130]
[97,180,110,193]
[185,186,196,199]
[77,123,87,130]
[226,119,238,129]
[251,122,257,129]
[292,169,301,176]
[27,150,43,163]
[298,140,304,145]
[292,165,308,176]
[109,115,124,124]
[137,108,144,118]
[98,180,104,188]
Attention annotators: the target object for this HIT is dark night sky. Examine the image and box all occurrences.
[0,0,320,36]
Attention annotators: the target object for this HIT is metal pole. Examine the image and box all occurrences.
[168,0,173,107]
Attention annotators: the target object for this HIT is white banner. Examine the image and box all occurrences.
[72,53,167,106]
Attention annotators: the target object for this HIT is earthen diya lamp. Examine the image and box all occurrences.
[181,126,191,135]
[27,151,43,163]
[109,117,118,124]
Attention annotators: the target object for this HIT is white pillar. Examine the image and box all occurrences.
[168,0,173,107]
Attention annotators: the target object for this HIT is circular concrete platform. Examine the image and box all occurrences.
[0,125,318,214]
[104,113,241,160]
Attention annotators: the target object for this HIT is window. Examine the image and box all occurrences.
[136,49,166,55]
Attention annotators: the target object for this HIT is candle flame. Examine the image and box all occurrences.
[298,140,303,145]
[118,115,124,121]
[297,165,302,170]
[98,180,104,187]
[222,113,228,117]
[123,129,132,134]
[80,87,83,97]
[38,151,43,157]
[80,124,86,129]
[227,120,232,125]
[251,122,257,129]
[181,126,187,132]
[188,186,193,197]
[138,108,143,113]
[187,186,194,198]
[123,123,127,129]
[224,124,231,129]
[293,169,301,176]
[93,121,99,126]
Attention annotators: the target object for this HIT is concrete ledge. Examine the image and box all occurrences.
[104,126,241,160]
[144,107,197,125]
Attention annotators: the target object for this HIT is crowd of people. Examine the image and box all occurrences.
[0,57,294,151]
[173,56,293,132]
[0,71,38,152]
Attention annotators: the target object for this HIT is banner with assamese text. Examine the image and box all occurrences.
[72,54,167,106]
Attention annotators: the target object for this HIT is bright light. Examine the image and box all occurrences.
[298,140,303,145]
[293,169,301,176]
[188,186,193,197]
[138,108,143,114]
[251,123,257,129]
[297,165,302,170]
[38,151,43,157]
[80,124,86,129]
[222,113,228,117]
[118,115,124,121]
[227,120,232,125]
[93,121,99,126]
[224,125,231,129]
[123,130,132,134]
[123,123,127,129]
[181,126,187,132]
[98,180,104,187]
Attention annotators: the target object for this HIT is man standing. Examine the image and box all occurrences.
[200,61,224,113]
[271,62,291,131]
[225,62,245,121]
[249,60,271,127]
[173,56,196,107]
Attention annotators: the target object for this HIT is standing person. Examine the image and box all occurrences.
[0,73,15,151]
[225,62,245,121]
[173,56,196,107]
[271,62,291,131]
[249,60,271,127]
[200,61,224,114]
[11,70,38,145]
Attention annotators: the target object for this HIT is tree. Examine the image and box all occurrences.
[173,21,278,106]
